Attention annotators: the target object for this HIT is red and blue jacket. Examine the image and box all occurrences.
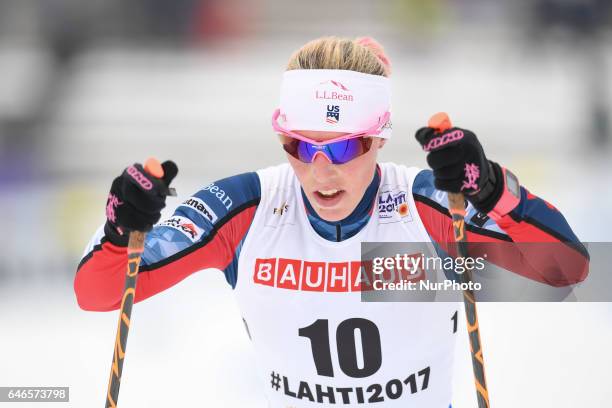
[75,167,589,311]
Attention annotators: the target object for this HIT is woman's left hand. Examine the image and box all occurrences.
[415,125,503,213]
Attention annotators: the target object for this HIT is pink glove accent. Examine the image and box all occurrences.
[488,167,521,221]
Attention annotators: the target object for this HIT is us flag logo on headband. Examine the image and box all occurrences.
[325,105,340,124]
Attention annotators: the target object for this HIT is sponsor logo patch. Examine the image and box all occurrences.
[180,197,218,223]
[378,188,412,223]
[253,257,424,292]
[315,80,354,102]
[202,182,233,210]
[159,216,204,242]
[273,202,289,216]
[264,192,296,228]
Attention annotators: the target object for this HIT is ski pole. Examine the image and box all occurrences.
[428,112,491,408]
[105,157,166,408]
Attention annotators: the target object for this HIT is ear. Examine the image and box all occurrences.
[378,138,387,149]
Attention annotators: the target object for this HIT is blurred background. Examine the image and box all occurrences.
[0,0,611,406]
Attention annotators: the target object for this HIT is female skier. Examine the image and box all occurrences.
[75,36,588,407]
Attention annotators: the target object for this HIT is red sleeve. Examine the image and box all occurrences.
[74,206,256,311]
[414,194,588,287]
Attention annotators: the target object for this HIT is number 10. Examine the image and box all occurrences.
[298,318,382,378]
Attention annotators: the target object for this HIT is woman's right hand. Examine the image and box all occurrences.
[104,161,178,244]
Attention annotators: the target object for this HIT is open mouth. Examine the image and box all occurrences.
[313,189,345,207]
[317,189,341,198]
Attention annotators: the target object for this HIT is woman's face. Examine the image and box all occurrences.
[284,132,385,222]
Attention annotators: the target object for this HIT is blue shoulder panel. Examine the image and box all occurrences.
[510,187,580,243]
[141,172,261,287]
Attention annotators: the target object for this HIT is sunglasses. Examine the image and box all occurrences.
[272,109,390,164]
[281,135,373,164]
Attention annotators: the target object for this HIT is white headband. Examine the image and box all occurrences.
[277,69,392,138]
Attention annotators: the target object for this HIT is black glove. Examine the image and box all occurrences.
[104,161,178,246]
[415,126,504,214]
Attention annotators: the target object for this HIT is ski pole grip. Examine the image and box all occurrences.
[127,156,159,249]
[427,112,465,214]
[143,157,177,197]
[427,112,452,132]
[144,157,164,178]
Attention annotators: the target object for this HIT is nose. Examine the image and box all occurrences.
[311,151,336,182]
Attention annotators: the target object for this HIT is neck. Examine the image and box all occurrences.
[302,166,380,242]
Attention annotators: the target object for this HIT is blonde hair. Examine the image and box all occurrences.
[286,36,391,77]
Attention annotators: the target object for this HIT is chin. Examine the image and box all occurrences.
[315,207,351,222]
